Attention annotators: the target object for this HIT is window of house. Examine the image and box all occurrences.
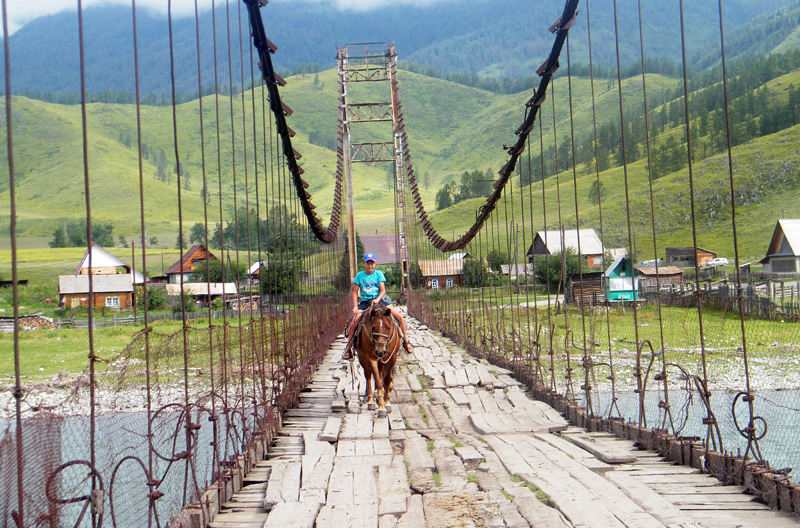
[446,277,454,288]
[105,296,120,308]
[431,278,439,289]
[609,277,634,291]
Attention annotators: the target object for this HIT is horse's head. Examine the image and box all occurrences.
[367,305,392,358]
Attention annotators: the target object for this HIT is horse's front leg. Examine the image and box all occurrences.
[362,361,375,410]
[369,359,387,416]
[381,365,394,414]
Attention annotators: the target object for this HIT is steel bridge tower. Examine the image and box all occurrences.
[337,43,410,295]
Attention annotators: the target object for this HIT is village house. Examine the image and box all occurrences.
[165,245,217,284]
[58,243,144,308]
[165,282,238,307]
[664,247,717,268]
[500,264,534,281]
[760,219,800,274]
[526,229,605,268]
[248,260,270,280]
[417,259,465,289]
[605,257,639,302]
[566,271,605,306]
[59,274,134,309]
[635,265,684,292]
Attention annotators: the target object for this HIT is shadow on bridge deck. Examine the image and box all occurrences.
[209,310,800,528]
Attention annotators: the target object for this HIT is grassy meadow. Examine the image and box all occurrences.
[3,66,800,386]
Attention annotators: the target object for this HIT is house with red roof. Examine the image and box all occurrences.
[360,233,398,265]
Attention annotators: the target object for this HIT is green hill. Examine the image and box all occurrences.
[2,60,800,265]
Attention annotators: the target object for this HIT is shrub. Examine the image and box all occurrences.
[137,286,169,310]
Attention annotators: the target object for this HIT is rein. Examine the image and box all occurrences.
[363,304,400,365]
[376,316,401,366]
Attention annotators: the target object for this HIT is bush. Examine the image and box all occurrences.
[137,286,169,310]
[534,249,582,289]
[486,249,507,274]
[383,263,402,289]
[409,262,424,289]
[261,261,299,294]
[463,257,489,287]
[189,259,248,283]
[171,293,197,313]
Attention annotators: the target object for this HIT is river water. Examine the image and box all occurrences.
[589,389,800,479]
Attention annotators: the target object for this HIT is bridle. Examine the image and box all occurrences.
[364,305,400,365]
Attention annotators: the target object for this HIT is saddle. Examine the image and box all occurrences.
[343,306,405,360]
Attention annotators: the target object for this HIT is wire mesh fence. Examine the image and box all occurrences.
[0,297,347,526]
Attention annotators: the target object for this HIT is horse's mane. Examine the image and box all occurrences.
[369,304,389,318]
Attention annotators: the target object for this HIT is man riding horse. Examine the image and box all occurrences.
[342,253,413,360]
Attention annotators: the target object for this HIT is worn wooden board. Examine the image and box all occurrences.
[396,494,425,528]
[319,416,342,442]
[406,373,423,392]
[443,369,458,387]
[485,434,629,528]
[562,431,638,464]
[264,502,321,528]
[464,365,480,385]
[605,468,696,527]
[446,387,469,406]
[264,460,301,508]
[403,436,435,471]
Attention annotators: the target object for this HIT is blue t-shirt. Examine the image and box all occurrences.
[353,269,386,302]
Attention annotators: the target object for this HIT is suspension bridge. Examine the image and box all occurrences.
[2,0,800,526]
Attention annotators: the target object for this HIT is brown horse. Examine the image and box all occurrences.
[355,304,401,417]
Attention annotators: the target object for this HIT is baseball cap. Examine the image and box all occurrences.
[363,253,376,262]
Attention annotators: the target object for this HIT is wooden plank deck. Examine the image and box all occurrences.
[210,309,800,528]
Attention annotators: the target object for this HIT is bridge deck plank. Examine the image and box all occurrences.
[210,319,799,528]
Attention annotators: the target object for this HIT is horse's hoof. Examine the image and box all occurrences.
[367,403,377,411]
[377,409,388,418]
[385,405,392,414]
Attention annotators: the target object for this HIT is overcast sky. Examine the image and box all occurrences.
[1,0,451,35]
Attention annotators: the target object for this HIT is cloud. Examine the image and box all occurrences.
[330,0,450,10]
[1,0,451,36]
[2,0,215,35]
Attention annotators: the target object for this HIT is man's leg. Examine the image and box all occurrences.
[388,305,413,353]
[342,310,363,360]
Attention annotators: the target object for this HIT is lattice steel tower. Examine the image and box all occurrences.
[338,43,410,295]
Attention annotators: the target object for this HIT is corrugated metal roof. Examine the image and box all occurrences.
[777,219,800,256]
[417,260,465,277]
[59,274,133,294]
[500,264,534,276]
[360,234,397,265]
[635,266,684,276]
[248,261,269,275]
[74,243,128,274]
[535,229,604,255]
[165,283,238,296]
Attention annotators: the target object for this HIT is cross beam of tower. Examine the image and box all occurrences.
[338,43,410,294]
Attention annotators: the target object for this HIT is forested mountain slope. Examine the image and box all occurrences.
[0,0,791,99]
